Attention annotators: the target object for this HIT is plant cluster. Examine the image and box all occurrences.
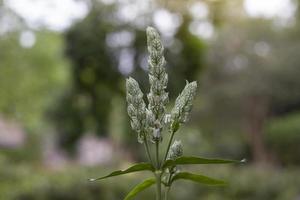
[90,27,243,200]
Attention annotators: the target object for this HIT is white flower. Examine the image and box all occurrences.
[126,77,147,143]
[146,26,169,138]
[171,81,197,129]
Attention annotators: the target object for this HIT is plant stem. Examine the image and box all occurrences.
[156,141,160,168]
[155,172,162,200]
[163,130,175,162]
[144,137,154,165]
[164,186,170,200]
[164,172,172,200]
[165,167,174,200]
[155,135,161,200]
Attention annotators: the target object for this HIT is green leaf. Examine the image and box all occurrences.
[171,172,226,186]
[89,163,154,181]
[124,178,156,200]
[163,156,244,168]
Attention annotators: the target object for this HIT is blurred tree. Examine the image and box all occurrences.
[0,31,69,131]
[198,18,300,164]
[52,3,206,152]
[50,6,122,151]
[156,0,246,27]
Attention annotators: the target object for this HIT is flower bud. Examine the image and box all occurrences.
[126,77,147,143]
[146,26,168,129]
[152,128,161,141]
[146,109,155,127]
[147,27,163,53]
[167,140,183,160]
[171,81,197,127]
[164,114,171,124]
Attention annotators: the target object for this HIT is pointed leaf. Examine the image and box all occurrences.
[89,163,154,181]
[124,178,156,200]
[163,156,243,168]
[171,172,226,186]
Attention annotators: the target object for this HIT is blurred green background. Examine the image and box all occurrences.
[1,0,300,199]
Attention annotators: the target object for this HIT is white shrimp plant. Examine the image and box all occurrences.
[90,27,244,200]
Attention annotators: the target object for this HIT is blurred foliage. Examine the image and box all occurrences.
[0,31,69,131]
[196,18,300,162]
[50,3,206,151]
[1,161,299,200]
[0,134,42,164]
[50,5,123,151]
[265,112,300,165]
[1,0,300,199]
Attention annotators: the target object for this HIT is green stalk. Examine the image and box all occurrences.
[155,172,162,200]
[156,141,160,168]
[143,136,154,166]
[164,186,170,200]
[164,169,173,200]
[155,137,162,200]
[163,130,175,162]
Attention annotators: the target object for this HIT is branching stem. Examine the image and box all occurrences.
[163,130,176,162]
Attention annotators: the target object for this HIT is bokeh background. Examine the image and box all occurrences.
[1,0,300,199]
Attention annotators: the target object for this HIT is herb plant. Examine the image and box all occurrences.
[90,27,244,200]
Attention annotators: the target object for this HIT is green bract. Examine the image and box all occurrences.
[90,26,244,200]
